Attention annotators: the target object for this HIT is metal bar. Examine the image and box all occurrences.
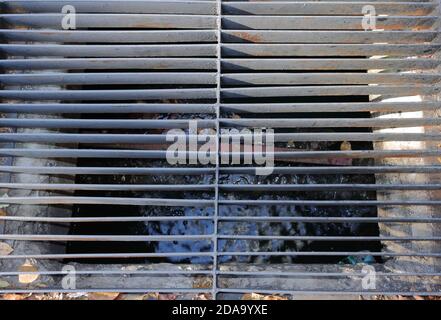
[219,235,441,241]
[217,289,441,296]
[0,103,216,114]
[2,1,218,14]
[220,184,441,191]
[222,2,438,16]
[221,166,441,174]
[2,149,441,159]
[0,289,212,294]
[217,271,441,277]
[0,183,214,191]
[2,270,438,277]
[221,102,441,113]
[222,16,437,30]
[213,0,223,298]
[222,58,441,71]
[222,44,441,56]
[222,30,438,44]
[221,73,441,85]
[226,132,441,142]
[0,44,217,57]
[6,118,441,130]
[0,89,217,100]
[0,58,218,70]
[3,132,441,143]
[220,199,441,206]
[0,270,213,276]
[0,133,215,144]
[2,165,440,175]
[0,196,215,206]
[217,216,441,223]
[0,72,217,86]
[0,14,217,29]
[221,118,441,128]
[222,85,439,98]
[0,119,216,129]
[0,166,215,175]
[227,150,441,159]
[1,251,439,260]
[0,253,214,260]
[218,251,441,256]
[0,30,217,43]
[0,216,439,223]
[0,234,213,241]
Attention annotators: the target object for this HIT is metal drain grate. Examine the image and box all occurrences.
[0,0,440,298]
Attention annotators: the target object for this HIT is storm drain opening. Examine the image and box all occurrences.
[66,99,382,265]
[0,0,440,299]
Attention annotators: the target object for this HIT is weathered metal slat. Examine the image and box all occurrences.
[217,289,441,297]
[0,289,212,294]
[0,58,218,70]
[0,103,216,114]
[221,102,441,113]
[0,234,213,241]
[4,44,438,58]
[2,132,441,143]
[2,148,441,159]
[222,2,438,15]
[221,85,440,98]
[266,132,441,142]
[219,251,441,256]
[220,199,441,206]
[221,118,441,128]
[218,216,441,223]
[2,182,440,192]
[0,234,439,241]
[0,133,215,144]
[0,44,217,57]
[222,30,438,43]
[0,197,215,206]
[0,253,180,261]
[0,14,217,29]
[0,119,216,129]
[0,183,214,191]
[222,16,437,30]
[0,89,217,100]
[1,216,439,223]
[0,216,214,223]
[2,58,439,71]
[220,184,441,191]
[2,0,217,14]
[4,165,441,175]
[222,58,441,71]
[218,271,441,277]
[220,235,441,240]
[222,44,441,57]
[0,30,217,43]
[0,270,213,276]
[228,150,441,159]
[222,166,441,174]
[0,166,215,175]
[0,252,439,259]
[0,270,436,277]
[3,86,433,101]
[223,0,433,2]
[222,73,441,85]
[0,72,218,85]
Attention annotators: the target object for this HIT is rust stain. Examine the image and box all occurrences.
[231,31,262,43]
